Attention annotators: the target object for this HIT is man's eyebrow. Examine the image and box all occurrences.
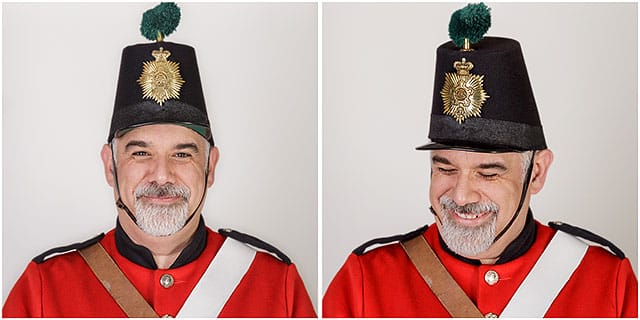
[432,155,507,171]
[175,143,200,153]
[477,162,508,171]
[124,140,148,150]
[432,155,452,165]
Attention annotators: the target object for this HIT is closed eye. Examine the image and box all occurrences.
[437,167,457,175]
[478,172,499,179]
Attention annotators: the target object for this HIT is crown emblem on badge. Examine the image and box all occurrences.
[137,47,185,105]
[440,58,489,124]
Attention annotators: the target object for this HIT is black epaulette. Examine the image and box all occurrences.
[549,221,625,259]
[218,228,292,265]
[32,233,105,264]
[353,224,430,255]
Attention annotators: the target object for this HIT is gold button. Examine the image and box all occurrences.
[160,274,174,288]
[484,312,498,318]
[484,270,499,286]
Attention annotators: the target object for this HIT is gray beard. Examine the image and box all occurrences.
[438,197,498,257]
[133,183,191,237]
[134,200,189,237]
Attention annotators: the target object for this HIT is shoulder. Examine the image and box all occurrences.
[32,233,104,264]
[32,233,105,264]
[548,221,625,259]
[352,224,430,256]
[218,228,292,265]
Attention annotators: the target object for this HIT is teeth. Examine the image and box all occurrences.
[455,211,481,219]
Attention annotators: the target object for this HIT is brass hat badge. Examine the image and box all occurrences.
[138,47,185,105]
[440,58,489,123]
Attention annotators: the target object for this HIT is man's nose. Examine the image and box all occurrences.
[149,157,175,185]
[450,175,481,206]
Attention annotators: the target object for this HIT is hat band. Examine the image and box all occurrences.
[427,115,547,151]
[108,100,212,144]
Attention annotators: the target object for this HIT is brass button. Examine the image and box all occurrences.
[160,274,174,288]
[484,312,498,318]
[484,270,499,286]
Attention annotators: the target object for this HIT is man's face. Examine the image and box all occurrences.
[103,124,216,237]
[429,150,529,259]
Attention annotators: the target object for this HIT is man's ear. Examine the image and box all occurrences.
[206,146,220,188]
[101,144,115,187]
[529,149,554,194]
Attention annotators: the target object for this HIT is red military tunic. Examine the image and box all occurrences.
[323,221,637,317]
[4,227,316,317]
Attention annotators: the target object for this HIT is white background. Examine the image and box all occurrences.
[324,3,638,293]
[3,3,318,308]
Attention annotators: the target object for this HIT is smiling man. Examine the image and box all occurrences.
[323,4,637,318]
[3,3,315,318]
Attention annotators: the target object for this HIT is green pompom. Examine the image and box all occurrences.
[140,2,181,41]
[448,3,491,48]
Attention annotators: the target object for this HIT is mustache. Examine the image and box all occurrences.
[439,196,499,215]
[134,182,190,200]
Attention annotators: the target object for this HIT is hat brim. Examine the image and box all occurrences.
[115,121,213,145]
[415,142,524,153]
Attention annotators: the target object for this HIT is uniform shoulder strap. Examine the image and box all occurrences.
[548,221,625,259]
[78,242,158,318]
[218,228,291,264]
[400,233,483,317]
[353,224,430,255]
[177,234,257,317]
[499,230,589,317]
[33,233,105,264]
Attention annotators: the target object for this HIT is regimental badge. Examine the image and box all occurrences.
[440,58,489,124]
[137,47,185,105]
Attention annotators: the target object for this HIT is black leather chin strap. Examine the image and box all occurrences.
[111,143,138,224]
[492,150,536,244]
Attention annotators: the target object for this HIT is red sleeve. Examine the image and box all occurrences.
[617,258,638,317]
[323,254,364,317]
[3,261,43,318]
[285,263,317,317]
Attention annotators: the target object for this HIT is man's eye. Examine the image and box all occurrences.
[175,152,192,158]
[438,167,457,174]
[132,151,150,157]
[479,172,498,179]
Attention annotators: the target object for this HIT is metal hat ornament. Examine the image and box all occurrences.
[417,3,547,152]
[108,2,214,145]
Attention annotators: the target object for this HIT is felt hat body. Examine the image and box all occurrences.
[418,37,546,152]
[108,41,213,145]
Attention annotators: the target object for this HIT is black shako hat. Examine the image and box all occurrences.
[417,5,546,152]
[108,3,214,145]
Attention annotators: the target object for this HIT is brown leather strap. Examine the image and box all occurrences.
[78,243,159,318]
[401,236,483,318]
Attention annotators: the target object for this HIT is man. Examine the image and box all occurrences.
[3,3,316,317]
[323,3,637,318]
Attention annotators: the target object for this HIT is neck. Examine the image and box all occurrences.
[479,257,499,264]
[117,211,200,269]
